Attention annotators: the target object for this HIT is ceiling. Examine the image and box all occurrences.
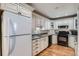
[28,3,79,19]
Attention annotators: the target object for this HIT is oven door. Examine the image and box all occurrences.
[57,36,68,47]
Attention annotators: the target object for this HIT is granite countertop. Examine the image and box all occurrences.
[68,34,77,37]
[32,32,48,40]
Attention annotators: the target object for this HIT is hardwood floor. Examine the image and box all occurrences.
[38,44,75,56]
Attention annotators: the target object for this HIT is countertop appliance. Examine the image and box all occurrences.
[1,11,32,56]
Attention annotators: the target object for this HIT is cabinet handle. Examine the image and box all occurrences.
[35,47,38,50]
[33,47,39,51]
[33,40,38,43]
[33,44,38,47]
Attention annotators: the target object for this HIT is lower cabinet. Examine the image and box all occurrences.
[40,37,48,52]
[32,36,48,56]
[52,35,57,44]
[68,35,78,55]
[68,36,77,49]
[32,39,40,56]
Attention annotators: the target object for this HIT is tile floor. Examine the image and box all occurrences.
[38,44,75,56]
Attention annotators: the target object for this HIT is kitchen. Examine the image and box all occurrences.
[0,3,79,56]
[31,3,78,56]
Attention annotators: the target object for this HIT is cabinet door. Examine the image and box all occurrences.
[69,20,74,29]
[37,39,41,53]
[36,16,41,27]
[54,22,58,29]
[44,37,48,48]
[32,15,36,31]
[68,36,75,48]
[40,38,44,51]
[40,18,45,28]
[40,37,48,51]
[19,4,32,17]
[52,35,57,44]
[73,17,77,29]
[33,49,39,56]
[44,20,48,30]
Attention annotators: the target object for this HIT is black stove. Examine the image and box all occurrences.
[57,31,69,47]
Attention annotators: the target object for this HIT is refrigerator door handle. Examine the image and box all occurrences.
[8,19,16,55]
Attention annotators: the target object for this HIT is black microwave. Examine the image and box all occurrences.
[58,25,68,29]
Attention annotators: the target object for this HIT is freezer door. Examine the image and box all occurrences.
[2,11,32,36]
[2,35,32,56]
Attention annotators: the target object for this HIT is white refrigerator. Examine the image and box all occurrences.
[2,11,32,56]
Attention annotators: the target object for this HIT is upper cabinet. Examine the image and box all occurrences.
[73,17,77,30]
[53,17,77,30]
[19,4,34,17]
[0,3,18,13]
[32,13,50,31]
[0,3,34,17]
[32,14,36,31]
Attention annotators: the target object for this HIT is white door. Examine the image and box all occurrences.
[2,35,32,56]
[2,11,32,36]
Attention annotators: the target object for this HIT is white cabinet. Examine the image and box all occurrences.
[0,4,34,17]
[53,18,74,30]
[40,18,45,27]
[36,16,41,27]
[68,35,78,55]
[44,20,51,30]
[73,17,77,29]
[32,13,41,28]
[32,15,36,31]
[40,38,44,51]
[68,18,74,29]
[32,36,48,56]
[44,37,48,48]
[68,36,77,49]
[52,35,57,44]
[19,4,32,17]
[54,21,58,29]
[32,39,40,56]
[40,37,48,51]
[0,3,18,13]
[32,13,50,31]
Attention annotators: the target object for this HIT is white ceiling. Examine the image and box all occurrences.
[29,3,79,18]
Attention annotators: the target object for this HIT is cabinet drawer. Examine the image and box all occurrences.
[52,35,57,44]
[33,50,39,56]
[68,36,75,48]
[32,39,38,43]
[33,43,39,47]
[1,4,18,13]
[33,46,39,51]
